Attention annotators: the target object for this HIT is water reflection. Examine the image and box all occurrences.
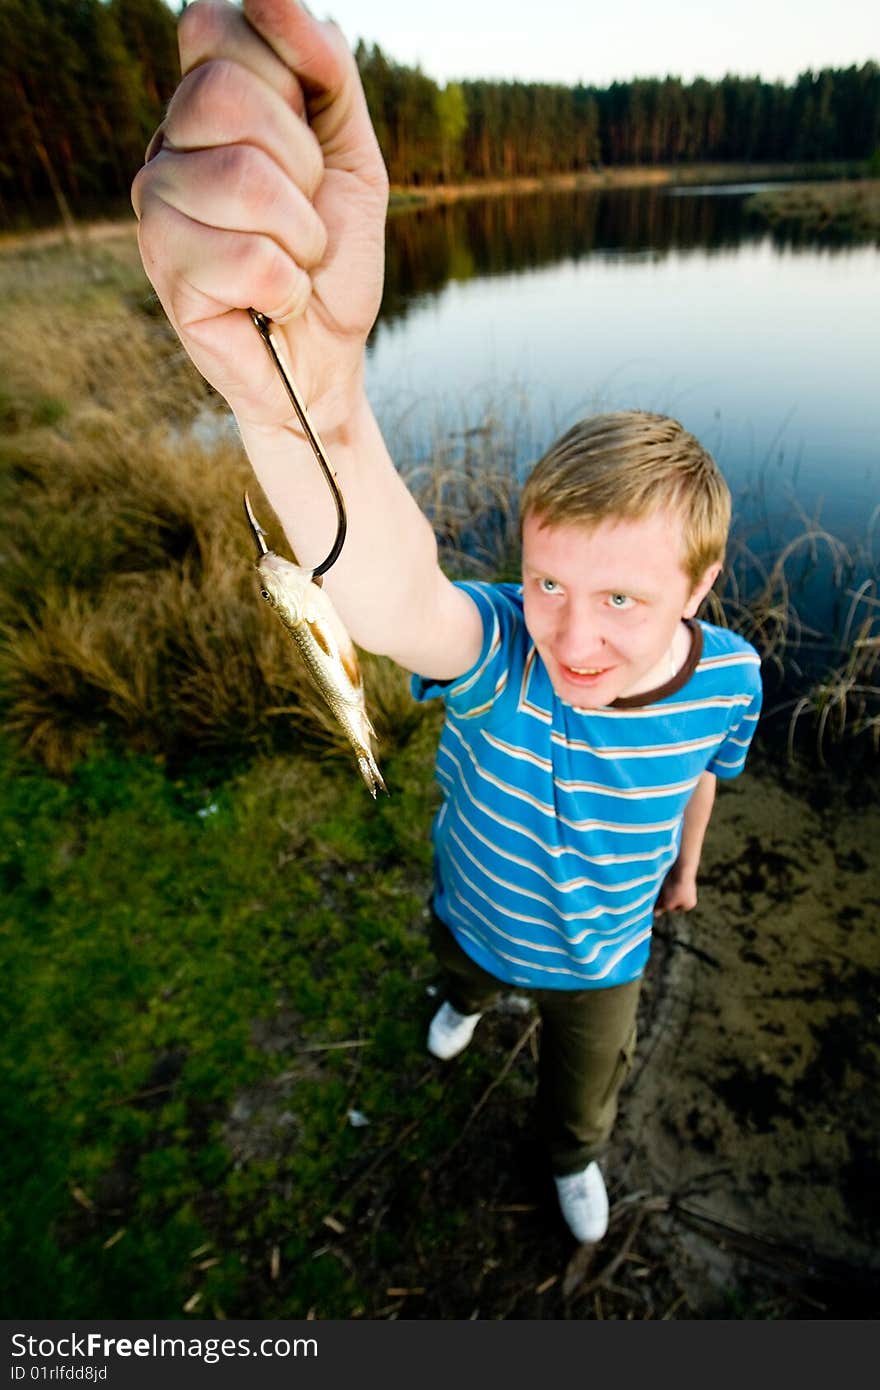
[378,185,872,330]
[369,186,878,566]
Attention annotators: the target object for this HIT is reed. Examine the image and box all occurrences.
[786,580,880,762]
[746,180,880,243]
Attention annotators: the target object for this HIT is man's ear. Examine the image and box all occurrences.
[683,562,722,619]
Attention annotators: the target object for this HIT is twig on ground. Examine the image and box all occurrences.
[438,1017,540,1163]
[662,1292,688,1319]
[562,1192,670,1299]
[576,1207,648,1297]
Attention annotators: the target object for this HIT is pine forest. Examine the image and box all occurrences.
[2,0,879,228]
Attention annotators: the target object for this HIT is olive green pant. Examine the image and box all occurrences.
[429,913,640,1176]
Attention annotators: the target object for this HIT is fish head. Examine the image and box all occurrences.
[255,552,315,625]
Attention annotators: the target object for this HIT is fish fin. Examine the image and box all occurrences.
[303,610,361,686]
[304,615,333,660]
[340,645,362,692]
[303,601,363,692]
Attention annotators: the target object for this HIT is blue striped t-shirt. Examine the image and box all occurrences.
[411,581,762,990]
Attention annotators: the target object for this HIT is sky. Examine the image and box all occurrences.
[305,0,877,88]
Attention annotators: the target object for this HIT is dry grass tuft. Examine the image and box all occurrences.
[405,408,524,582]
[786,580,880,763]
[0,238,420,773]
[708,523,852,668]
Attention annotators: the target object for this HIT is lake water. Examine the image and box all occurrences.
[365,185,879,556]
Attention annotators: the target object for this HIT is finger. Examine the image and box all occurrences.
[137,195,313,332]
[160,59,324,200]
[134,145,328,270]
[178,0,306,116]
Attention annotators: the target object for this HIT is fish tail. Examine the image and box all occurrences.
[358,752,388,798]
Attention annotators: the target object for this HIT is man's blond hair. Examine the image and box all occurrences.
[520,411,731,586]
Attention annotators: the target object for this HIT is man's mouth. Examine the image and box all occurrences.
[559,662,612,682]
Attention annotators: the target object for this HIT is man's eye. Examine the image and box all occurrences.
[539,578,560,594]
[608,593,633,609]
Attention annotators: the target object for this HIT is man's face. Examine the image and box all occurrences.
[521,510,717,708]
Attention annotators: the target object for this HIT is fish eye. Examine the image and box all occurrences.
[260,588,273,603]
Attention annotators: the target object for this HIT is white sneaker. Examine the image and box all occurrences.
[554,1161,609,1243]
[427,1001,483,1060]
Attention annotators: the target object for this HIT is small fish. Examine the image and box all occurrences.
[246,494,386,797]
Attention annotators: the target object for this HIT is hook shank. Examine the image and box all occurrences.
[249,308,347,578]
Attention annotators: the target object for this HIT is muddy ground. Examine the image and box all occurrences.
[310,752,879,1320]
[609,752,880,1317]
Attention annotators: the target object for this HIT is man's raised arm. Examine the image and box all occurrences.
[131,0,483,679]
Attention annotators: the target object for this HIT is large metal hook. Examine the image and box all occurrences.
[248,308,347,579]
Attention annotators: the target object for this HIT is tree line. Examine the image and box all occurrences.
[359,48,880,184]
[0,0,181,226]
[2,0,878,226]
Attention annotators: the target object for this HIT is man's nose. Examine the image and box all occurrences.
[557,603,604,661]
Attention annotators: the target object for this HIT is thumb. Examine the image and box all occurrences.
[243,0,374,156]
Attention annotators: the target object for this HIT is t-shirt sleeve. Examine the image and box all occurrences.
[707,659,763,779]
[410,581,518,721]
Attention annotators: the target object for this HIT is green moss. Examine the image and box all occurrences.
[0,736,444,1315]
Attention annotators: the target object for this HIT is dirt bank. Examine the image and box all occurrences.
[608,756,880,1315]
[387,162,861,210]
[0,217,137,254]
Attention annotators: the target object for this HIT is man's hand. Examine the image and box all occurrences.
[131,0,389,433]
[654,770,717,915]
[130,0,482,680]
[653,862,699,914]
